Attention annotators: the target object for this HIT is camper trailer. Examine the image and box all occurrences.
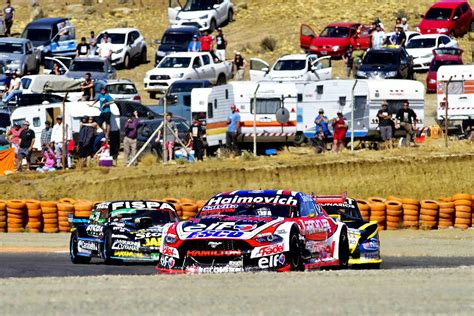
[436,65,474,130]
[10,101,120,150]
[297,79,425,141]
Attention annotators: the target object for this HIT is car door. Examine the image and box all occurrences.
[215,0,227,25]
[25,42,35,71]
[191,56,205,79]
[300,24,316,51]
[200,54,216,81]
[312,56,332,81]
[353,25,372,49]
[399,50,410,78]
[249,58,270,81]
[131,31,141,58]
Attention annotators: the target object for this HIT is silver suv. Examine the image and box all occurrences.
[97,28,147,69]
[0,38,40,75]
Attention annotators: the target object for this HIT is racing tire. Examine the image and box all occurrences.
[337,228,349,269]
[209,19,217,33]
[288,229,303,271]
[454,200,471,207]
[123,53,131,69]
[6,200,25,209]
[70,231,91,264]
[102,230,121,265]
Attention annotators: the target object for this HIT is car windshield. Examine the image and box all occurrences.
[319,26,350,38]
[23,28,51,42]
[162,33,194,44]
[319,202,361,220]
[107,83,137,94]
[70,61,106,72]
[110,209,175,225]
[97,33,126,44]
[430,59,462,71]
[169,81,207,93]
[158,57,191,68]
[182,0,216,11]
[273,60,307,71]
[406,38,436,48]
[0,43,24,54]
[363,52,398,65]
[425,8,452,20]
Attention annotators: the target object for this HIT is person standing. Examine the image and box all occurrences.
[396,100,418,146]
[0,129,10,150]
[3,1,14,37]
[214,28,227,61]
[188,115,205,161]
[395,25,406,47]
[377,102,393,149]
[371,24,385,49]
[76,37,90,57]
[314,108,330,149]
[77,116,96,169]
[199,30,213,52]
[401,17,409,32]
[98,36,113,61]
[342,45,354,78]
[40,121,52,147]
[7,122,22,154]
[89,87,114,140]
[80,73,94,101]
[187,35,201,52]
[156,112,178,162]
[332,111,348,153]
[51,115,72,168]
[123,111,140,166]
[233,52,246,81]
[226,105,240,152]
[88,31,97,56]
[17,121,35,171]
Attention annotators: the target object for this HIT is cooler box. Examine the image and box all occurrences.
[99,158,113,167]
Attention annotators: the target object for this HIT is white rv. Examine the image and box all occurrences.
[297,79,425,141]
[10,101,120,150]
[436,65,474,126]
[191,85,234,147]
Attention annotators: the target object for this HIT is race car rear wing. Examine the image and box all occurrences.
[314,193,348,204]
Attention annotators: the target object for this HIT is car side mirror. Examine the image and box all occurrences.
[166,94,178,105]
[213,4,220,9]
[452,16,459,21]
[147,111,154,119]
[261,67,269,73]
[420,14,424,18]
[154,39,161,45]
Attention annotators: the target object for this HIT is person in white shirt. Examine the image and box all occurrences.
[51,115,72,168]
[401,17,409,32]
[371,24,385,49]
[98,36,113,61]
[2,72,22,104]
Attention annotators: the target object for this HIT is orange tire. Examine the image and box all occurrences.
[42,213,57,219]
[173,203,182,212]
[43,228,58,233]
[0,215,5,222]
[454,199,471,207]
[73,202,93,212]
[386,209,403,216]
[59,198,76,204]
[420,200,438,210]
[420,208,438,217]
[74,211,91,217]
[43,218,58,224]
[438,212,454,220]
[386,200,402,208]
[401,198,419,205]
[179,198,195,204]
[370,209,386,216]
[7,217,23,224]
[41,207,57,214]
[29,229,41,233]
[438,201,455,208]
[163,197,180,204]
[438,219,452,225]
[25,200,41,210]
[439,207,455,214]
[403,215,418,221]
[27,222,41,229]
[455,211,471,219]
[402,204,419,211]
[403,209,419,216]
[0,202,5,211]
[7,227,24,233]
[7,223,23,228]
[386,215,402,223]
[28,209,42,217]
[387,196,402,202]
[182,211,197,218]
[370,216,385,223]
[452,193,472,201]
[58,211,70,217]
[438,197,453,202]
[6,200,25,209]
[196,200,207,209]
[57,203,74,212]
[454,224,469,229]
[368,197,386,204]
[181,203,198,213]
[40,201,57,208]
[0,222,6,228]
[419,214,436,221]
[7,208,24,215]
[8,213,23,219]
[58,216,69,222]
[455,205,471,213]
[419,221,437,228]
[403,221,418,227]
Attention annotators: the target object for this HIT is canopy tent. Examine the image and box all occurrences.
[28,75,82,94]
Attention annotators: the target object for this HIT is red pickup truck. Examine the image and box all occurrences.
[300,22,372,58]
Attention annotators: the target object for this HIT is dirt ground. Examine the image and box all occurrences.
[0,230,472,315]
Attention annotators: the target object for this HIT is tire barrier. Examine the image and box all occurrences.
[0,194,471,232]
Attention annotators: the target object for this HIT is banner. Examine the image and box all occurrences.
[0,148,15,175]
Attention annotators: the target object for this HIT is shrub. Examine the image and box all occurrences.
[260,36,277,52]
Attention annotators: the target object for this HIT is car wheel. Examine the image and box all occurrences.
[70,231,91,264]
[123,53,131,69]
[293,132,306,146]
[34,61,40,74]
[288,229,303,271]
[337,228,350,269]
[102,230,120,265]
[209,19,217,33]
[227,9,234,24]
[216,73,226,85]
[140,47,147,64]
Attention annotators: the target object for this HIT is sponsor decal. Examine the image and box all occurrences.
[206,195,298,206]
[106,201,175,211]
[160,255,176,268]
[111,240,141,251]
[258,243,284,256]
[162,246,179,258]
[189,265,244,274]
[361,251,379,260]
[111,234,128,239]
[233,224,257,231]
[143,237,161,247]
[304,219,331,234]
[134,231,162,239]
[258,254,286,269]
[208,241,222,248]
[86,225,103,234]
[348,230,360,246]
[186,250,242,257]
[202,204,238,211]
[78,240,98,251]
[187,230,244,239]
[321,202,356,209]
[183,222,257,233]
[114,251,145,258]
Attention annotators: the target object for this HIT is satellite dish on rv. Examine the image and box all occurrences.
[275,107,289,124]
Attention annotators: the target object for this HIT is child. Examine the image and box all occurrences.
[37,145,56,173]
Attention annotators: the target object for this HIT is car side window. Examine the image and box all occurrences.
[202,54,211,65]
[131,31,140,42]
[193,57,201,68]
[453,7,462,19]
[440,36,451,45]
[460,3,468,13]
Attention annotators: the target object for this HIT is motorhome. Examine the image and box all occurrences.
[436,65,474,130]
[297,79,425,142]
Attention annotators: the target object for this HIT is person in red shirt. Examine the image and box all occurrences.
[199,31,213,52]
[332,111,348,152]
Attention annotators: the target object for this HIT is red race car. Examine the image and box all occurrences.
[426,47,463,93]
[156,190,350,273]
[417,0,473,37]
[300,22,372,58]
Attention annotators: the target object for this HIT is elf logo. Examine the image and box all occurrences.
[258,254,286,269]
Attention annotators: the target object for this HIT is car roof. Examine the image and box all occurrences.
[278,54,314,60]
[431,1,465,9]
[26,17,68,27]
[0,37,29,44]
[410,34,445,39]
[105,79,134,84]
[100,28,138,34]
[326,22,359,28]
[166,26,200,33]
[165,52,207,57]
[73,57,106,63]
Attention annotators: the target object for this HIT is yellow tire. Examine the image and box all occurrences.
[403,209,419,216]
[26,200,41,210]
[401,198,419,205]
[454,199,471,207]
[42,213,57,219]
[420,208,438,217]
[402,204,419,211]
[28,209,42,217]
[455,211,471,219]
[7,218,23,224]
[370,210,386,217]
[419,214,436,221]
[57,203,74,212]
[58,211,70,217]
[27,222,41,229]
[386,209,403,216]
[386,215,402,223]
[403,215,419,221]
[452,193,472,201]
[40,201,57,208]
[6,200,25,209]
[7,208,24,215]
[455,205,471,213]
[438,212,454,220]
[41,207,57,214]
[43,218,58,224]
[369,203,386,212]
[368,197,386,204]
[7,213,23,219]
[59,198,76,204]
[439,201,455,208]
[7,223,23,228]
[420,200,438,210]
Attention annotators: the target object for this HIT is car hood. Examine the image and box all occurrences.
[176,216,283,240]
[0,53,25,62]
[146,67,188,76]
[177,10,212,19]
[66,71,109,80]
[406,47,434,58]
[418,19,451,30]
[312,37,348,47]
[268,70,307,79]
[158,43,188,52]
[359,63,399,72]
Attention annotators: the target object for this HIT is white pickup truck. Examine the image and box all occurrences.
[144,51,233,98]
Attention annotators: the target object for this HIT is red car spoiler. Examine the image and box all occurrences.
[314,193,347,204]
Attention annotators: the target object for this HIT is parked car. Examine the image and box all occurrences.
[150,79,212,119]
[405,34,458,71]
[0,38,40,75]
[383,31,421,45]
[154,26,201,66]
[417,0,473,36]
[0,61,9,92]
[21,17,76,60]
[426,47,463,92]
[96,79,141,102]
[47,57,116,80]
[168,0,234,32]
[356,47,414,79]
[249,54,332,81]
[144,51,233,98]
[300,22,372,58]
[96,28,147,69]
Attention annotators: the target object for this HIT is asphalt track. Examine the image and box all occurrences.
[1,252,473,278]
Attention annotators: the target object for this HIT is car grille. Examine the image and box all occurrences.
[150,82,169,87]
[150,75,170,80]
[182,22,201,28]
[180,239,252,265]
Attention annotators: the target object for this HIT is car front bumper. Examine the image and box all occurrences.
[144,78,177,93]
[171,18,210,31]
[413,57,432,71]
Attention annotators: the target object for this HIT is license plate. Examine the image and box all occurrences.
[320,51,327,55]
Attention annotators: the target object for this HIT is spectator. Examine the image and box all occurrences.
[233,52,246,81]
[377,102,393,149]
[187,35,201,52]
[155,112,178,162]
[17,121,35,171]
[88,31,97,56]
[95,138,111,161]
[200,30,213,52]
[401,17,409,32]
[371,24,385,49]
[52,62,64,75]
[57,22,70,41]
[214,27,227,61]
[188,115,205,161]
[36,144,56,173]
[332,111,347,153]
[396,100,418,146]
[3,1,14,37]
[6,122,22,153]
[373,17,384,31]
[0,129,10,150]
[314,108,330,149]
[2,71,21,104]
[123,111,140,166]
[342,45,354,78]
[98,36,113,61]
[226,104,240,152]
[76,37,90,57]
[89,87,114,140]
[80,73,94,101]
[394,17,402,30]
[40,121,52,147]
[51,115,72,168]
[77,116,96,169]
[395,25,406,47]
